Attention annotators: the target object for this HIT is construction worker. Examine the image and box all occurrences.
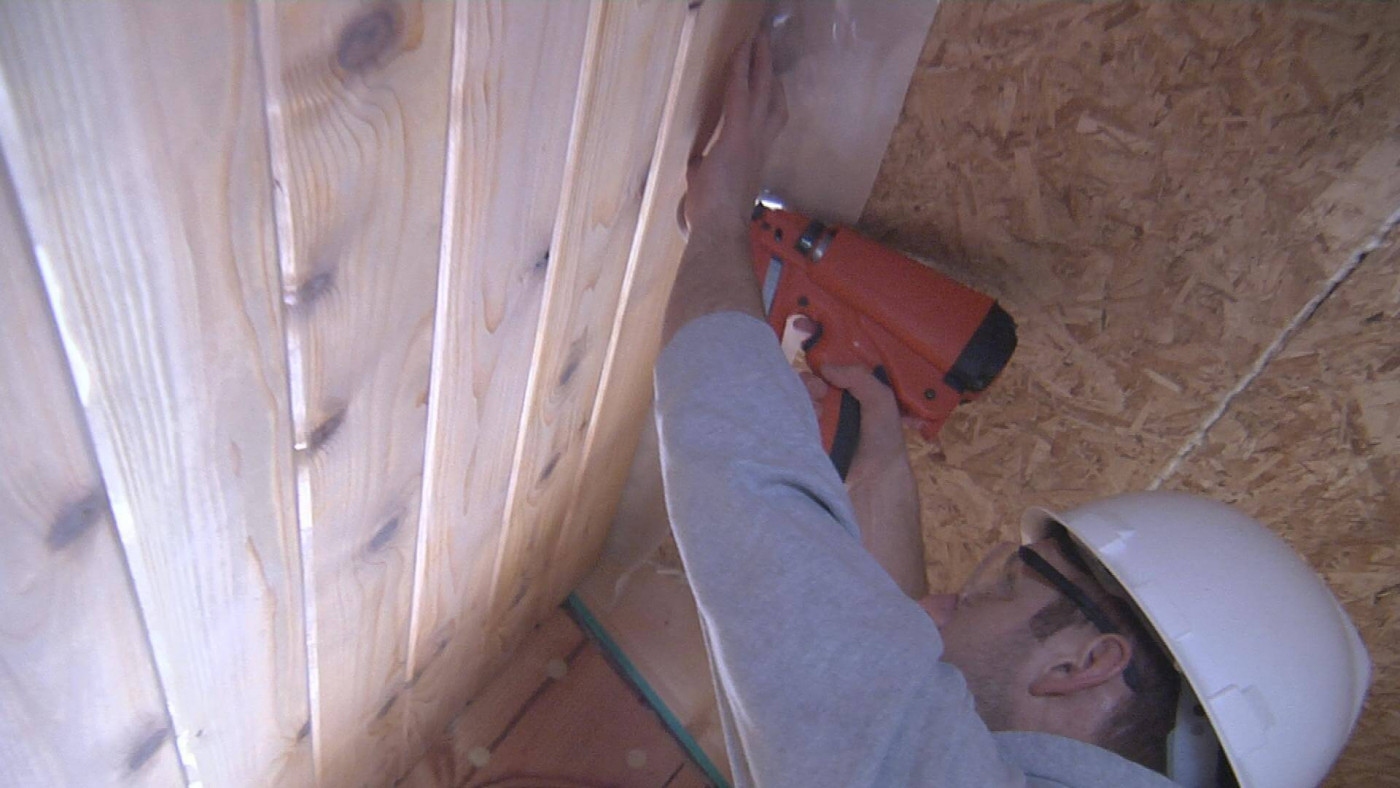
[656,33,1370,787]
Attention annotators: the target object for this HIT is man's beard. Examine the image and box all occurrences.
[947,632,1031,731]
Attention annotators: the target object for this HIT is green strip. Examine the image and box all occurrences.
[565,593,732,788]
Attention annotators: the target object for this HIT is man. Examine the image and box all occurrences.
[655,33,1369,786]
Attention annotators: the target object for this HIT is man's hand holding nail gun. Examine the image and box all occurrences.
[801,363,927,599]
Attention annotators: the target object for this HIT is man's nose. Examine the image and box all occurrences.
[919,594,957,628]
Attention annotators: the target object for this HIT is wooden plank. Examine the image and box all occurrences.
[463,642,694,787]
[763,0,942,223]
[0,156,182,785]
[399,608,586,788]
[490,0,688,640]
[257,3,452,784]
[402,0,592,764]
[0,4,312,784]
[550,0,762,595]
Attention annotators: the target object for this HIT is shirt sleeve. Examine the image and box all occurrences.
[654,312,1023,786]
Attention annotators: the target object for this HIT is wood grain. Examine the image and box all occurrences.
[0,4,311,784]
[402,0,592,767]
[858,3,1400,782]
[258,3,452,784]
[490,0,688,640]
[551,0,762,596]
[0,155,182,786]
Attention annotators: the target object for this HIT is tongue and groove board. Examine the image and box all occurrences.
[0,4,312,785]
[0,159,183,786]
[404,0,592,758]
[257,4,452,785]
[488,0,689,640]
[549,1,764,598]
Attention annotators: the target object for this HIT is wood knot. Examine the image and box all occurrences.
[125,725,170,773]
[337,3,403,74]
[48,488,109,551]
[537,452,562,483]
[374,691,399,721]
[283,270,334,311]
[365,515,400,553]
[298,408,346,454]
[557,336,588,388]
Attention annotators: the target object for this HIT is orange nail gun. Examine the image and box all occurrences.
[750,203,1017,478]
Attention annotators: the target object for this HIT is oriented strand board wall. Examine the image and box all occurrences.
[1172,227,1400,783]
[861,2,1400,784]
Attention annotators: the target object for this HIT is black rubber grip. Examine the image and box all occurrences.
[828,390,861,480]
[827,366,889,480]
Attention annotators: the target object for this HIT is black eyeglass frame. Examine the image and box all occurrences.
[1016,530,1145,693]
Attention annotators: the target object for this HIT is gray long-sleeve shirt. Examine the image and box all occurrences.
[654,312,1177,788]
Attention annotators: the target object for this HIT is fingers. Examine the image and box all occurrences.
[767,76,789,142]
[819,364,898,412]
[750,30,773,103]
[799,370,830,403]
[724,35,753,117]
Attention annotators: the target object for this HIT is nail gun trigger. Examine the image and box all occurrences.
[799,319,823,353]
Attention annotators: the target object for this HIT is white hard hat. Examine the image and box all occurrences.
[1021,491,1370,788]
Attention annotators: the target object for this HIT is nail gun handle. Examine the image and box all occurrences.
[821,389,860,480]
[819,366,889,481]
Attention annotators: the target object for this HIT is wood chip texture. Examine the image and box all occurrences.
[860,3,1400,784]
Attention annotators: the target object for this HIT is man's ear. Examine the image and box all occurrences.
[1028,633,1133,696]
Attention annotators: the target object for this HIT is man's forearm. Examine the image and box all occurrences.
[662,225,765,348]
[849,452,928,599]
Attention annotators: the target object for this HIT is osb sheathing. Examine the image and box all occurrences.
[1174,229,1400,783]
[858,2,1399,783]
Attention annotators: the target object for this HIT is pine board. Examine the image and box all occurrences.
[0,4,311,784]
[552,0,763,596]
[490,0,688,643]
[258,3,452,784]
[0,153,182,786]
[402,0,592,763]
